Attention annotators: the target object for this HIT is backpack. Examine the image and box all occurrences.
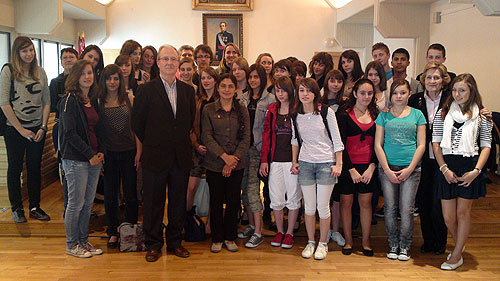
[0,63,15,136]
[118,222,146,252]
[291,105,332,147]
[184,206,206,242]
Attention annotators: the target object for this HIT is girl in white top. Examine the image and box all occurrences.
[432,73,492,270]
[291,78,344,260]
[364,61,389,112]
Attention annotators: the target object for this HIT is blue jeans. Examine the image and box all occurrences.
[62,159,102,249]
[379,164,421,250]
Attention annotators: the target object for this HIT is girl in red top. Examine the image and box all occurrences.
[336,78,379,256]
[259,76,301,249]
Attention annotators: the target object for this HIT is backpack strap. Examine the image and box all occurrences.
[1,63,15,104]
[290,112,302,148]
[320,105,333,143]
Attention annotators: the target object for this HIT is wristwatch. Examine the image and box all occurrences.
[40,125,48,132]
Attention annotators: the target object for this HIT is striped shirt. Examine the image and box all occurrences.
[161,77,177,118]
[432,109,493,156]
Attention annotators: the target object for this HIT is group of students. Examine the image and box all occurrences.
[0,35,492,271]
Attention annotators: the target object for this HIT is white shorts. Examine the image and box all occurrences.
[268,162,301,211]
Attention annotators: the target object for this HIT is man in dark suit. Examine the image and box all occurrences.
[215,21,233,61]
[132,45,196,262]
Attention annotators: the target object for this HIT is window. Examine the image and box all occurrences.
[31,38,42,66]
[0,32,10,67]
[27,37,74,82]
[43,41,59,82]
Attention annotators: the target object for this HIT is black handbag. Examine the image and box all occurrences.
[0,63,15,136]
[184,206,206,242]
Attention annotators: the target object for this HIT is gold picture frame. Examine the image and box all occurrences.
[193,0,253,11]
[203,13,243,65]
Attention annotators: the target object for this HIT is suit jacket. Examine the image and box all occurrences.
[132,77,196,172]
[408,89,450,157]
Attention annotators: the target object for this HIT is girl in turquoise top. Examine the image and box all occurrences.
[374,79,426,262]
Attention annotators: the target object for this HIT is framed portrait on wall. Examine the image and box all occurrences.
[193,0,253,11]
[203,13,243,65]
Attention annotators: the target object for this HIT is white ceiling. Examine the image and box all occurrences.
[341,6,374,24]
[381,0,439,3]
[63,1,103,20]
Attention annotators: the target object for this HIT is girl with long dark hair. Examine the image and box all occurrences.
[260,76,300,249]
[337,78,379,256]
[291,78,344,260]
[139,45,159,80]
[338,50,364,97]
[201,74,250,253]
[98,64,140,248]
[80,45,104,82]
[238,64,275,248]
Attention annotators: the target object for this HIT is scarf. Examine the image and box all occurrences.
[440,101,479,157]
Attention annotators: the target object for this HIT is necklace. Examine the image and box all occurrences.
[353,106,367,116]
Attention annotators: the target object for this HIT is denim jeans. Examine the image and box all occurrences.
[379,164,421,250]
[103,150,138,236]
[62,159,102,248]
[3,126,45,211]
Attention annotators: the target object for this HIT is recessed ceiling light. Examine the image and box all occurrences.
[96,0,115,5]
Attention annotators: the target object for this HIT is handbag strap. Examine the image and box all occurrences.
[1,63,15,105]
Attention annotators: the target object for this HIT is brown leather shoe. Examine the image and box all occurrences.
[167,246,190,258]
[145,249,161,262]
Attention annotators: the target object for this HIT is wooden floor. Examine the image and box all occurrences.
[1,175,500,280]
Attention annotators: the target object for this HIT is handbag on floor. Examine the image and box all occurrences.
[193,178,210,217]
[118,222,146,252]
[184,206,206,242]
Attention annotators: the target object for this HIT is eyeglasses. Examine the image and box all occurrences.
[196,55,211,59]
[158,57,178,63]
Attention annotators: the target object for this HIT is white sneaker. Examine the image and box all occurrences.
[82,242,103,256]
[66,244,92,258]
[301,241,316,259]
[314,243,328,260]
[330,231,346,247]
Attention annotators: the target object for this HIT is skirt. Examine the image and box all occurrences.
[436,155,487,200]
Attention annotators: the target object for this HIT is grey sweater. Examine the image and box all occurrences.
[0,65,50,128]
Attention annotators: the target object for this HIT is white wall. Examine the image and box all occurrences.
[101,0,339,66]
[430,0,500,111]
[373,28,416,78]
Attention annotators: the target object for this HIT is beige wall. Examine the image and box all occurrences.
[0,0,14,28]
[430,0,500,111]
[100,0,340,66]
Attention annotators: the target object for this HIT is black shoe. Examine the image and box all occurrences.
[29,207,51,221]
[413,207,420,217]
[13,209,27,223]
[267,221,277,232]
[363,248,374,257]
[342,247,353,255]
[434,245,446,255]
[241,219,249,226]
[352,215,360,230]
[375,207,385,218]
[107,236,119,249]
[420,243,434,253]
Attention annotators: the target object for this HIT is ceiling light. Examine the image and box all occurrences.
[327,0,352,8]
[96,0,115,5]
